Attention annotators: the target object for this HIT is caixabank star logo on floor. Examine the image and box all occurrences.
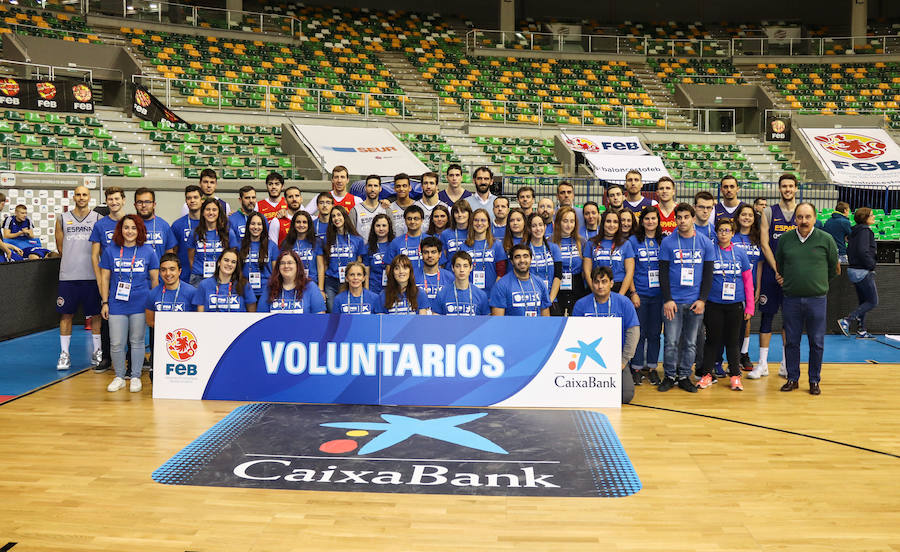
[153,404,641,498]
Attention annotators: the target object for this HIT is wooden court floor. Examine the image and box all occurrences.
[0,364,898,552]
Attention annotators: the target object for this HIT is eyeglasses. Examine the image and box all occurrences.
[717,227,733,233]
[135,200,154,206]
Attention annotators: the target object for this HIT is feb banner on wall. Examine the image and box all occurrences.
[293,124,430,176]
[132,84,187,124]
[561,133,649,156]
[798,128,900,186]
[0,77,94,113]
[153,313,623,408]
[560,132,670,182]
[766,114,791,142]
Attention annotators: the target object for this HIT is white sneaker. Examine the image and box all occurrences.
[56,352,71,371]
[91,348,103,366]
[778,362,787,378]
[747,362,769,379]
[129,377,142,393]
[107,377,126,392]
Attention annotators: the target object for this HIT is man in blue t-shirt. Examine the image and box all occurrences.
[145,253,197,378]
[431,251,490,315]
[134,188,177,262]
[571,265,640,403]
[2,204,50,259]
[416,236,453,301]
[229,185,258,239]
[490,243,551,316]
[658,203,716,393]
[171,185,203,282]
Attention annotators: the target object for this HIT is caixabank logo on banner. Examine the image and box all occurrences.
[152,404,642,498]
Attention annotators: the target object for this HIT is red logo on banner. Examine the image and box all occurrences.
[0,78,20,97]
[166,328,198,361]
[814,132,886,160]
[564,137,600,153]
[36,82,57,100]
[135,88,151,107]
[72,84,92,102]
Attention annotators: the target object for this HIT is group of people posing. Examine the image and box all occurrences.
[51,164,852,399]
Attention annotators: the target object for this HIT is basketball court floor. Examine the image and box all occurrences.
[0,327,897,551]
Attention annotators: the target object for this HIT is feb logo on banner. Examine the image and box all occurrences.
[800,128,900,187]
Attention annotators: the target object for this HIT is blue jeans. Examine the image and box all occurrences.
[663,303,703,380]
[632,293,662,370]
[849,272,878,330]
[109,313,146,380]
[324,274,341,313]
[783,295,826,384]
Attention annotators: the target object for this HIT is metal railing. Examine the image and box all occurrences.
[84,0,301,39]
[0,58,93,82]
[133,74,442,121]
[0,20,126,47]
[467,29,900,58]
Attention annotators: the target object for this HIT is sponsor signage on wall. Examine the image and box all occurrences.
[131,84,187,124]
[0,77,94,113]
[293,124,430,176]
[798,128,900,186]
[766,115,791,142]
[153,313,623,408]
[560,132,671,183]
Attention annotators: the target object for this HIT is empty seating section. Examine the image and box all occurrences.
[0,3,98,43]
[472,136,561,176]
[144,120,297,180]
[818,207,900,239]
[647,142,760,186]
[0,110,140,176]
[763,62,900,122]
[125,28,411,116]
[414,54,666,128]
[647,58,745,91]
[397,133,464,176]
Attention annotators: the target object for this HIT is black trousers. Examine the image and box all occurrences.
[552,275,588,316]
[701,301,744,377]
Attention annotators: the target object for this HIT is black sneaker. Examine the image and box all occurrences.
[92,359,111,373]
[740,352,753,370]
[631,370,643,386]
[678,378,699,393]
[658,376,676,392]
[643,368,661,385]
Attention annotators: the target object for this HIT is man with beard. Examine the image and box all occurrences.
[267,186,305,246]
[415,171,442,226]
[228,185,258,239]
[715,176,745,222]
[623,170,657,213]
[465,166,498,223]
[256,171,286,223]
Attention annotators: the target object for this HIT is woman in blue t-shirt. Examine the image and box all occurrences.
[99,214,160,393]
[335,261,381,314]
[525,212,562,305]
[362,213,394,293]
[627,206,663,386]
[580,201,601,241]
[257,250,325,314]
[440,200,472,269]
[582,209,634,295]
[193,247,258,313]
[239,212,278,301]
[551,206,585,316]
[502,208,527,254]
[459,208,507,295]
[426,204,450,236]
[378,254,430,314]
[281,210,320,292]
[732,204,764,371]
[619,209,636,240]
[188,198,238,285]
[317,205,365,312]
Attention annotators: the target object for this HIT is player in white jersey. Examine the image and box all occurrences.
[54,185,102,370]
[350,174,387,240]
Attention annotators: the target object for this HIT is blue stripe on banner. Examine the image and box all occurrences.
[329,147,357,152]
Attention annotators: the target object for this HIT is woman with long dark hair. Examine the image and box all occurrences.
[188,198,238,285]
[525,212,561,305]
[257,250,325,313]
[99,214,159,393]
[582,209,634,295]
[317,205,364,312]
[502,207,527,253]
[627,206,662,385]
[362,213,394,293]
[378,254,430,314]
[239,212,278,301]
[732,204,764,373]
[551,206,585,316]
[459,208,507,294]
[193,247,257,312]
[427,204,450,236]
[440,199,472,268]
[280,210,320,293]
[580,201,601,241]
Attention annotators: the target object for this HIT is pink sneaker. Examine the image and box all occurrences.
[697,374,713,389]
[730,375,744,391]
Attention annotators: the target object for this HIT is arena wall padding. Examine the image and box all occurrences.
[0,258,71,341]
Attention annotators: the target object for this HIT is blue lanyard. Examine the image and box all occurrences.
[677,234,697,264]
[592,296,613,316]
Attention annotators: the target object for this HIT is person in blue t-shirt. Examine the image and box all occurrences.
[387,205,427,277]
[627,206,663,387]
[377,254,431,314]
[490,243,551,316]
[426,204,450,237]
[582,209,635,296]
[193,247,258,312]
[280,210,321,295]
[145,253,197,374]
[696,218,755,392]
[502,207,527,255]
[99,215,159,394]
[491,197,509,239]
[317,205,365,312]
[431,251,490,316]
[732,204,764,372]
[657,203,716,393]
[229,185,257,239]
[525,212,561,306]
[1,204,50,259]
[440,200,472,269]
[134,188,177,263]
[334,261,381,314]
[188,198,239,285]
[417,236,454,301]
[551,206,585,316]
[459,208,507,295]
[580,201,601,242]
[257,250,326,314]
[362,213,394,294]
[571,266,640,404]
[171,185,203,282]
[239,212,278,301]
